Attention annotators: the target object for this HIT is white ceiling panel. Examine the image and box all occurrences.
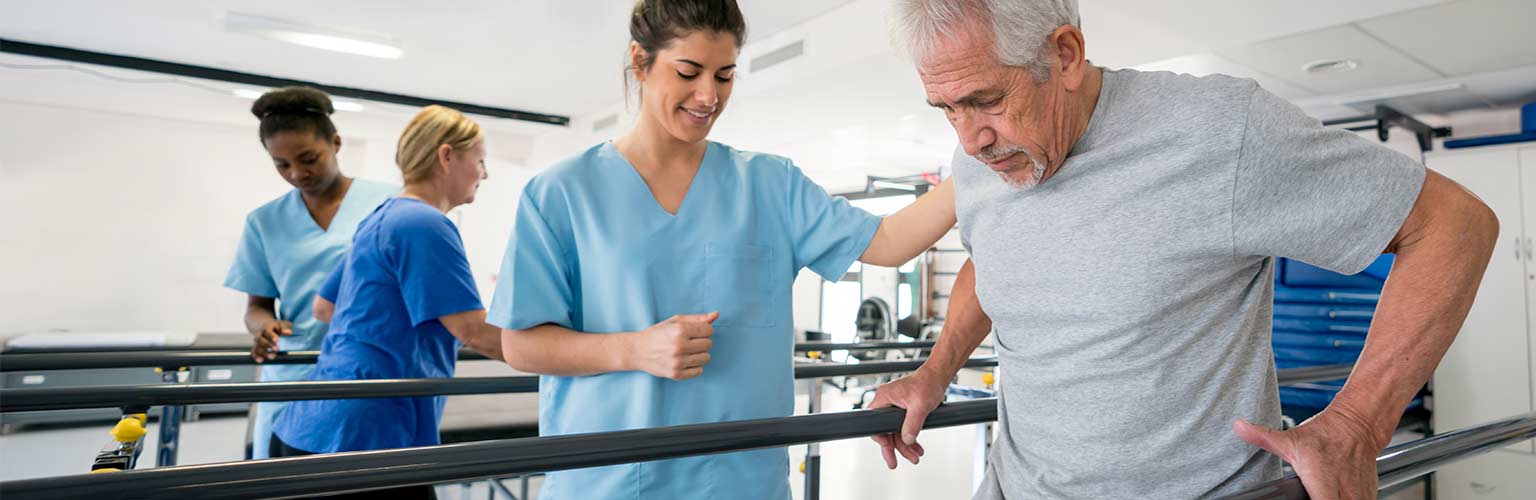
[1358,0,1536,77]
[1217,25,1444,95]
[1087,0,1452,49]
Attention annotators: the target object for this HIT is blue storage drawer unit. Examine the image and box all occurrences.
[1271,255,1399,419]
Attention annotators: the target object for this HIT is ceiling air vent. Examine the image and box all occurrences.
[750,40,804,73]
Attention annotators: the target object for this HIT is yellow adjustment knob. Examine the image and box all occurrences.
[111,415,148,443]
[982,372,995,386]
[90,468,122,474]
[808,351,822,360]
[799,462,806,473]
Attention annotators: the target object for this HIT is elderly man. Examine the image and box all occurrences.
[868,0,1499,498]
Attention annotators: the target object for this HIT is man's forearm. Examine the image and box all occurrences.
[919,258,993,379]
[1331,177,1498,446]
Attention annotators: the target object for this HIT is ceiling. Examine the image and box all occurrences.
[6,0,1536,190]
[1,0,853,119]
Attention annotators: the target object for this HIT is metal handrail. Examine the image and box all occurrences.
[5,405,1530,500]
[0,376,540,413]
[795,356,997,379]
[0,359,1350,413]
[0,399,999,499]
[1271,364,1353,385]
[1223,411,1536,499]
[1,341,943,372]
[794,341,936,352]
[0,357,1000,412]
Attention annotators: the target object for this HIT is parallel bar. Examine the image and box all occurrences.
[0,361,1347,412]
[0,358,1001,412]
[1273,364,1351,385]
[794,341,934,352]
[4,342,940,372]
[794,356,997,379]
[0,38,569,125]
[0,377,540,412]
[0,399,998,499]
[1222,412,1536,499]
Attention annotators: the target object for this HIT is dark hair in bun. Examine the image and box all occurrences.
[626,0,746,92]
[251,86,338,141]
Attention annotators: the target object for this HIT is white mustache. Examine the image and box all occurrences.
[976,145,1030,163]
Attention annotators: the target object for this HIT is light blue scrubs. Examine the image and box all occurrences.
[487,142,880,500]
[223,178,396,459]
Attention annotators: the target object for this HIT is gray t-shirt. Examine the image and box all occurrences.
[957,68,1424,499]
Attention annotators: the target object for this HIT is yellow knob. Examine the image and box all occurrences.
[982,372,995,386]
[808,351,822,360]
[90,468,122,474]
[111,414,148,443]
[799,462,806,473]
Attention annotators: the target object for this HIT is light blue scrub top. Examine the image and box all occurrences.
[487,142,880,500]
[223,178,397,458]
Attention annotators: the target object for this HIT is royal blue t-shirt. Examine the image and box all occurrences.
[274,197,483,453]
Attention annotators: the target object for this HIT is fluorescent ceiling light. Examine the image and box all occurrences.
[224,12,403,60]
[330,100,365,112]
[230,88,265,100]
[230,87,366,112]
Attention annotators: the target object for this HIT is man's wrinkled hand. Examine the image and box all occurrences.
[1234,406,1385,500]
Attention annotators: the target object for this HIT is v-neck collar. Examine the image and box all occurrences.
[294,179,360,234]
[604,141,713,219]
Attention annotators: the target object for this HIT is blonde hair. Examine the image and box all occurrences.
[395,105,483,184]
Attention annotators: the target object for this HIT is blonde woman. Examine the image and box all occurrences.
[271,106,501,474]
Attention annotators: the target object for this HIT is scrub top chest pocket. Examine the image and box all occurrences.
[703,242,777,328]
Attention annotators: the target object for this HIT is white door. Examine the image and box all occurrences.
[1429,147,1533,455]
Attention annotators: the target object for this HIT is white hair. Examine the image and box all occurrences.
[895,0,1080,82]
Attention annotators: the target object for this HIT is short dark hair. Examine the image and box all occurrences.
[250,86,338,142]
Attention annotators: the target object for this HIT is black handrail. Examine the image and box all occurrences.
[795,341,936,352]
[0,357,998,412]
[0,377,540,413]
[1,341,943,372]
[0,360,1347,413]
[795,356,997,379]
[0,399,999,499]
[1222,411,1536,499]
[1271,364,1353,385]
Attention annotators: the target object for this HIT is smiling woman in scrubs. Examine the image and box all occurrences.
[270,106,503,488]
[223,86,396,459]
[488,1,956,498]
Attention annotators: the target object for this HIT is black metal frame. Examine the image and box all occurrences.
[0,357,1003,412]
[794,341,936,352]
[0,399,999,500]
[5,404,1532,499]
[0,342,945,372]
[0,376,541,413]
[1321,104,1452,152]
[0,38,570,126]
[0,360,1353,413]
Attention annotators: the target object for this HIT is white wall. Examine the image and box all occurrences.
[0,98,535,335]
